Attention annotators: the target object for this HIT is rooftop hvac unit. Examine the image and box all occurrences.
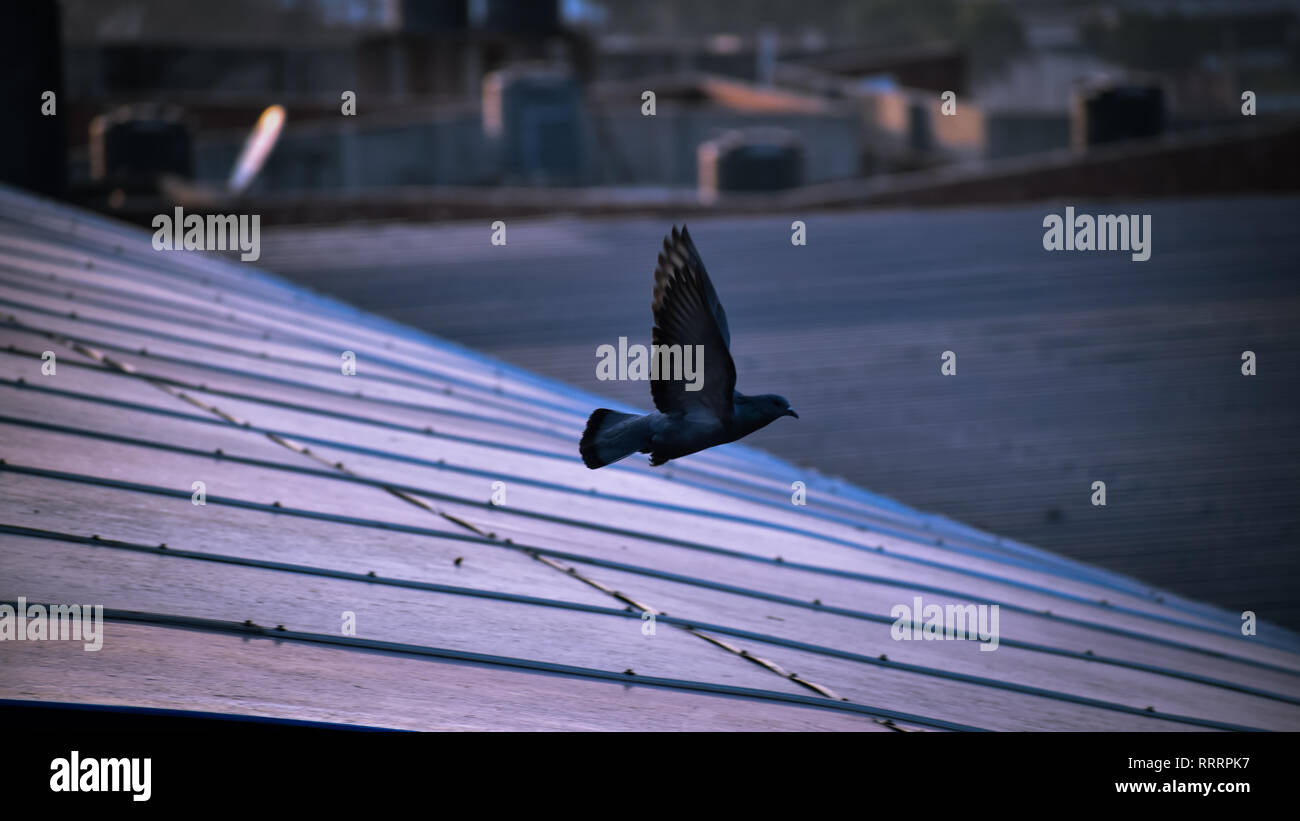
[1072,82,1165,149]
[698,129,804,200]
[89,104,194,191]
[483,67,582,183]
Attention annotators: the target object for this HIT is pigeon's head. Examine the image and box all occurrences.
[755,393,799,421]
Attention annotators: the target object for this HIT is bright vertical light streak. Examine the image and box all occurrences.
[229,104,286,194]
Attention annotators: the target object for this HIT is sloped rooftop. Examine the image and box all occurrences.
[1,185,1298,731]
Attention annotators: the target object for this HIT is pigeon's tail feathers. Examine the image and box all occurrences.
[580,409,651,469]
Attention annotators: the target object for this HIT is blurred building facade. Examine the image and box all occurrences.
[45,0,1300,198]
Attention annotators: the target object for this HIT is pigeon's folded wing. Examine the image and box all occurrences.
[650,225,737,424]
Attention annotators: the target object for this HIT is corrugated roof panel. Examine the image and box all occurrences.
[5,623,898,732]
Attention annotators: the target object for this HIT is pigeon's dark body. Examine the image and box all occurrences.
[580,226,796,469]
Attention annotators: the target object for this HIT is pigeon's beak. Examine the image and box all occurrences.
[785,409,799,419]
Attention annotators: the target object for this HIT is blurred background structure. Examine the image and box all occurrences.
[12,0,1297,214]
[4,0,1299,632]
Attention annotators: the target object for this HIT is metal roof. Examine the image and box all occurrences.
[1,185,1298,730]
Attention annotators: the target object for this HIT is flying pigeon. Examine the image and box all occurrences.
[580,225,797,469]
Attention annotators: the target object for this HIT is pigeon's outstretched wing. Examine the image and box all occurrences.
[650,225,736,424]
